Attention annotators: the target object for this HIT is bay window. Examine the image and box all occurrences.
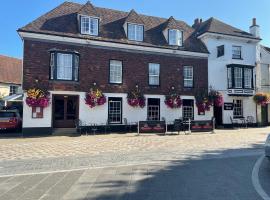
[127,23,144,41]
[234,67,242,88]
[50,52,79,81]
[168,29,183,46]
[227,65,253,89]
[244,68,252,88]
[149,63,160,86]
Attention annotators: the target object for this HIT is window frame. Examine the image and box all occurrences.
[147,98,160,121]
[9,85,18,96]
[108,97,122,124]
[127,23,144,42]
[227,66,253,89]
[148,63,160,86]
[233,99,243,118]
[234,67,243,88]
[183,66,194,88]
[232,45,242,59]
[217,45,225,58]
[168,29,183,46]
[182,99,194,121]
[50,51,80,82]
[80,15,99,36]
[109,60,123,84]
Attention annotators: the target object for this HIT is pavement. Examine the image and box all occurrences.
[0,128,269,200]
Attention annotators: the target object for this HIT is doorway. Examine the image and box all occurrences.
[214,105,223,126]
[52,95,79,128]
[261,105,268,126]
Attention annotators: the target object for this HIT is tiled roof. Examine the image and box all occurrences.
[196,17,259,40]
[124,9,144,24]
[77,1,99,17]
[18,1,208,54]
[0,55,22,85]
[262,45,270,54]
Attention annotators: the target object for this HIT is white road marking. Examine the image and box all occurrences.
[252,155,270,200]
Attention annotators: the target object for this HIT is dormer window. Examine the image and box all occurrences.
[168,29,183,46]
[80,16,99,36]
[127,23,143,41]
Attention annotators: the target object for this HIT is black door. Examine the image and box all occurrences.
[214,105,223,126]
[261,105,268,126]
[53,95,79,128]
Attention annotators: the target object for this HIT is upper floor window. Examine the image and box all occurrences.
[9,85,18,96]
[148,63,160,86]
[168,29,183,46]
[109,60,122,84]
[50,52,79,81]
[227,66,253,89]
[217,45,224,57]
[183,66,193,87]
[127,23,143,41]
[81,16,99,36]
[232,46,242,59]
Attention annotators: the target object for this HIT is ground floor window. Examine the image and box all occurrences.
[108,97,122,124]
[233,99,243,118]
[182,99,194,120]
[147,98,160,121]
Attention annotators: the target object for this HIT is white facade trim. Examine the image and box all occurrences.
[18,31,209,58]
[198,32,260,43]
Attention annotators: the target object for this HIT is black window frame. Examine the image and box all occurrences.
[49,51,80,82]
[182,99,194,120]
[232,45,242,59]
[147,98,160,121]
[233,99,243,119]
[227,66,254,89]
[217,45,225,58]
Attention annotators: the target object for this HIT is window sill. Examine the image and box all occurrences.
[49,80,79,84]
[232,58,243,60]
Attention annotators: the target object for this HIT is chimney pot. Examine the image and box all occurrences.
[200,18,203,23]
[252,18,257,26]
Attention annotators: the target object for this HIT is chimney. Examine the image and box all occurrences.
[249,18,260,38]
[192,18,201,29]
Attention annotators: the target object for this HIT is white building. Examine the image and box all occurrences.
[194,18,261,126]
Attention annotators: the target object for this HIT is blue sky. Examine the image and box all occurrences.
[1,0,270,59]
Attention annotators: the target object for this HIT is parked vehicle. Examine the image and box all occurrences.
[0,109,22,132]
[265,134,270,160]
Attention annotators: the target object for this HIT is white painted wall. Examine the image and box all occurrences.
[23,91,213,128]
[200,34,258,124]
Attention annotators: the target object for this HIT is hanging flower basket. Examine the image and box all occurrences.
[164,93,182,109]
[85,88,106,108]
[208,89,224,107]
[25,88,50,108]
[253,93,270,106]
[127,87,145,108]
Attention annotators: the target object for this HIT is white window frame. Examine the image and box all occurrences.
[234,67,242,88]
[168,29,183,46]
[127,23,144,41]
[232,46,242,59]
[183,66,193,88]
[109,60,122,84]
[108,98,122,124]
[148,63,160,86]
[81,16,99,36]
[244,68,252,88]
[56,53,73,80]
[233,99,243,118]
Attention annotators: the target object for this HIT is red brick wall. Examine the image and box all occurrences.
[23,39,208,95]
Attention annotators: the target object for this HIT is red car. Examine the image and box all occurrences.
[0,110,22,132]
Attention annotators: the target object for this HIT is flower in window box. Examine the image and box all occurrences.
[25,88,50,108]
[164,94,182,109]
[127,87,145,108]
[85,88,106,108]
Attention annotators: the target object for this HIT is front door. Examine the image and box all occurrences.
[214,105,223,126]
[53,95,79,128]
[261,105,268,126]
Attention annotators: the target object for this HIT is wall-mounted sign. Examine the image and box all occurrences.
[224,103,234,110]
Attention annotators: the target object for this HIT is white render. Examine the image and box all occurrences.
[22,91,213,129]
[199,33,259,125]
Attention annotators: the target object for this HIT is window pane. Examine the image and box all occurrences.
[227,67,232,88]
[50,53,55,80]
[169,29,177,45]
[232,46,241,59]
[182,100,194,120]
[234,67,242,88]
[81,16,98,36]
[244,68,252,88]
[233,99,243,118]
[183,66,193,87]
[57,53,73,80]
[81,17,90,34]
[128,24,143,41]
[108,98,122,123]
[149,63,160,85]
[110,60,122,83]
[147,98,160,121]
[128,24,135,40]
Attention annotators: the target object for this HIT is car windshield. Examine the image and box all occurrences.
[0,112,16,118]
